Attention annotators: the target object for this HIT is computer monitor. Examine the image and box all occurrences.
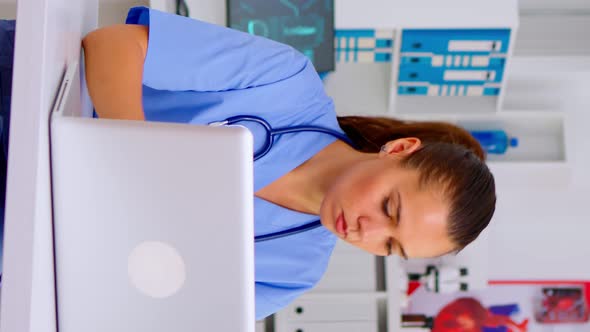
[227,0,335,72]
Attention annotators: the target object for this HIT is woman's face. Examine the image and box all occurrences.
[320,138,456,259]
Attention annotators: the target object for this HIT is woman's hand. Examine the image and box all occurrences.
[82,24,148,120]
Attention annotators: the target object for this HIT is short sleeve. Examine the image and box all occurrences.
[126,7,312,92]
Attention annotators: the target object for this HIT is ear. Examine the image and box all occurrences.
[379,138,422,158]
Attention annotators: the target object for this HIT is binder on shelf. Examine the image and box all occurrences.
[398,85,429,96]
[335,29,395,63]
[400,54,506,68]
[400,29,511,54]
[398,84,501,96]
[448,40,503,52]
[398,66,504,84]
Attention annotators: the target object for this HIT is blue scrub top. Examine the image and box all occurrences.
[126,7,343,319]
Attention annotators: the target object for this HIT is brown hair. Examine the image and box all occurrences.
[337,116,496,252]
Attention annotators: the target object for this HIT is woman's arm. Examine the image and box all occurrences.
[82,24,148,120]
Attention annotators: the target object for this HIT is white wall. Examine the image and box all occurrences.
[515,14,590,56]
[489,66,590,280]
[0,0,97,331]
[0,9,15,19]
[99,0,149,27]
[151,0,226,25]
[0,2,16,19]
[519,0,590,13]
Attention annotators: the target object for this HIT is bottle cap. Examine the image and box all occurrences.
[510,137,519,148]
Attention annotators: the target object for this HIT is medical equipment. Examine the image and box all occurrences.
[209,115,355,161]
[471,129,519,154]
[210,115,354,243]
[408,265,469,293]
[227,0,335,72]
[401,314,434,329]
[175,0,189,17]
[536,287,589,323]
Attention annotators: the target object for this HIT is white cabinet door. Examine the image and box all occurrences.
[278,293,378,322]
[280,321,378,332]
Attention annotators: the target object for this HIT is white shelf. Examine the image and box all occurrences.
[459,112,566,163]
[388,110,567,164]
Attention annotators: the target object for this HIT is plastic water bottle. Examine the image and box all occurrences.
[470,130,518,154]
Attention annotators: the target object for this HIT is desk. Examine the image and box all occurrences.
[0,1,97,331]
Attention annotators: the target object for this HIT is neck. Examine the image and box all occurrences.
[257,140,373,215]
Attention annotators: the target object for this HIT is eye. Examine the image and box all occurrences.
[382,197,391,217]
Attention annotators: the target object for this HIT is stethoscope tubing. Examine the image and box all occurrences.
[217,115,355,161]
[254,220,322,243]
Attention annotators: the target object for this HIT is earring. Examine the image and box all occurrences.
[380,145,387,152]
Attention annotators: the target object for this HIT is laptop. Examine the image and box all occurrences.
[49,62,255,332]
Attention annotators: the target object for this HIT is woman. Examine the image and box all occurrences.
[83,7,495,319]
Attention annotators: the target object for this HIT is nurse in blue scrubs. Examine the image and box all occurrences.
[82,7,497,319]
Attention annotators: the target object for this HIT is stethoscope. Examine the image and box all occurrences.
[208,115,355,161]
[208,115,355,242]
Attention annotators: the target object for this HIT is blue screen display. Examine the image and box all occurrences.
[227,0,335,72]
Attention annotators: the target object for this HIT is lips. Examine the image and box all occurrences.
[335,212,348,237]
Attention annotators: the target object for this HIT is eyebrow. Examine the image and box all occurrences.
[396,190,409,260]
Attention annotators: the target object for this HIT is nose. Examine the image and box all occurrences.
[352,215,391,242]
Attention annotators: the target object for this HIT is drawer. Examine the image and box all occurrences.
[400,29,511,54]
[282,294,378,322]
[280,321,378,332]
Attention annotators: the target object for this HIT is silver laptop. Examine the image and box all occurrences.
[49,62,255,332]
